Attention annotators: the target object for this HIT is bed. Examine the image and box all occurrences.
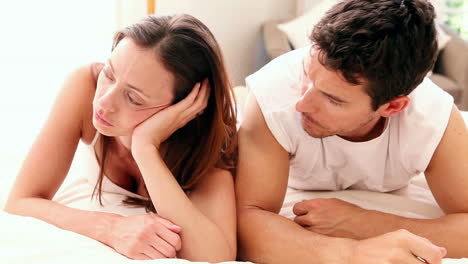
[0,111,467,263]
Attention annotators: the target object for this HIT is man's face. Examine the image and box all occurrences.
[295,49,381,140]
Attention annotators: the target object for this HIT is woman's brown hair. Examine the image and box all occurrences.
[92,14,238,212]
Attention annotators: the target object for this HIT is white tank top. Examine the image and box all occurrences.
[246,46,454,192]
[53,132,149,216]
[83,132,147,200]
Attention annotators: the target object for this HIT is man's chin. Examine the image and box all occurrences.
[302,127,334,139]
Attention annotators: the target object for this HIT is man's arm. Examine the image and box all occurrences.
[236,92,445,264]
[291,106,468,258]
[419,105,468,257]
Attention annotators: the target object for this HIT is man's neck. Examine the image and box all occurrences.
[339,116,386,142]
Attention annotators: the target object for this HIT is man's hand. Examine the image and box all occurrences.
[350,229,446,264]
[293,198,367,239]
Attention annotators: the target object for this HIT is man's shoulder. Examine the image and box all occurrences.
[245,47,310,116]
[388,78,454,173]
[398,78,453,124]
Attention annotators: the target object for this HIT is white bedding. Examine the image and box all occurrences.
[0,176,467,263]
[0,111,467,263]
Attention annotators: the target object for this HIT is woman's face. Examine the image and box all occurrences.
[93,38,175,137]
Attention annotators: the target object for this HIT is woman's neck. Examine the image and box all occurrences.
[112,136,168,159]
[113,136,133,158]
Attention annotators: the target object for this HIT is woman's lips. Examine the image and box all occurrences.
[95,112,113,126]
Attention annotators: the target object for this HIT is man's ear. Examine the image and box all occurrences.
[377,96,410,118]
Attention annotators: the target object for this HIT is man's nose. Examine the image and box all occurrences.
[296,84,317,113]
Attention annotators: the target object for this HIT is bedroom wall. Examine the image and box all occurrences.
[155,0,446,85]
[156,0,297,86]
[0,1,119,204]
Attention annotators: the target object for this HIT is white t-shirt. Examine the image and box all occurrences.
[246,46,454,192]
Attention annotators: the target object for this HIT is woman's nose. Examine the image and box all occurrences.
[97,85,117,113]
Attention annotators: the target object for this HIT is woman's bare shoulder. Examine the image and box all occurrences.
[61,63,102,145]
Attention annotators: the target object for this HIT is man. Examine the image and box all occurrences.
[236,0,468,263]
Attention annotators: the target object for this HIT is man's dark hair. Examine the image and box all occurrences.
[311,0,437,110]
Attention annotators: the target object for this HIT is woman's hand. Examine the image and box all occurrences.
[107,214,182,260]
[131,79,210,153]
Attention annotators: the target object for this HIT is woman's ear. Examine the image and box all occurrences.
[377,96,410,118]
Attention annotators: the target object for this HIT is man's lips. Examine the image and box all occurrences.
[95,112,113,126]
[301,114,324,128]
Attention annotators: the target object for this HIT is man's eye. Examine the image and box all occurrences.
[328,97,342,106]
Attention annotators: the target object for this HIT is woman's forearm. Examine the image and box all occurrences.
[133,145,234,261]
[5,198,119,246]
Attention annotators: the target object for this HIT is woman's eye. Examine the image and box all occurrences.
[103,70,114,81]
[127,93,142,106]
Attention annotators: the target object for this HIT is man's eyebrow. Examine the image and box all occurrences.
[304,58,349,104]
[320,90,349,104]
[107,59,150,98]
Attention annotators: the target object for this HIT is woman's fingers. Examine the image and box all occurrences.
[150,216,182,251]
[143,244,167,259]
[198,78,211,110]
[134,253,151,260]
[170,82,201,113]
[148,233,178,258]
[182,78,210,122]
[152,215,182,232]
[155,224,182,251]
[156,78,210,129]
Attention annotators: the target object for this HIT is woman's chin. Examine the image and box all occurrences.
[93,124,132,138]
[93,121,116,137]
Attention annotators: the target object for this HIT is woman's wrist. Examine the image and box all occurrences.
[92,211,122,246]
[131,142,160,163]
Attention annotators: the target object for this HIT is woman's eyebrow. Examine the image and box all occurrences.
[107,59,150,99]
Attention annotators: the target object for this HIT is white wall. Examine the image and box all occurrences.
[0,0,118,149]
[430,0,447,23]
[115,0,147,28]
[156,0,296,86]
[0,0,119,200]
[155,0,447,86]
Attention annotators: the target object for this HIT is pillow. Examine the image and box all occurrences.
[278,1,452,51]
[435,23,452,51]
[462,111,468,125]
[427,23,452,77]
[277,0,339,49]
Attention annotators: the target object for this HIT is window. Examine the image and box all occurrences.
[445,0,468,39]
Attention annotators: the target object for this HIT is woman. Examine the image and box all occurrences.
[5,14,237,262]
